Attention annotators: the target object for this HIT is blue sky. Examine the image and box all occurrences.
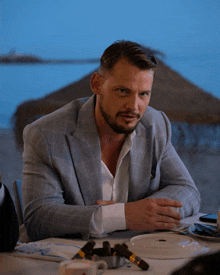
[1,0,219,58]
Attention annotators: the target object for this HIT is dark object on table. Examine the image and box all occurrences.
[72,241,148,270]
[194,223,220,237]
[114,243,149,271]
[72,240,96,259]
[93,248,126,269]
[0,181,19,252]
[92,241,126,269]
[199,214,217,224]
[171,250,220,275]
[71,240,125,269]
[102,241,111,256]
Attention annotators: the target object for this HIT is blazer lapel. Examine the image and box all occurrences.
[128,123,153,202]
[66,96,103,205]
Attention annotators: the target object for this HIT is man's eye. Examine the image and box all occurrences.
[117,89,128,96]
[120,89,126,93]
[140,92,150,96]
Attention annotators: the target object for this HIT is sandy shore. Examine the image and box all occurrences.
[0,128,219,215]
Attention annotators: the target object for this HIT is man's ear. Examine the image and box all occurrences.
[90,72,102,95]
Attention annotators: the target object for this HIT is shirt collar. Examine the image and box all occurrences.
[125,130,136,147]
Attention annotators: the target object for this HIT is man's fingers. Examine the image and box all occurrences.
[157,206,182,220]
[156,214,181,225]
[152,198,183,208]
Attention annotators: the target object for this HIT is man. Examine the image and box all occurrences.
[0,176,19,251]
[22,40,200,241]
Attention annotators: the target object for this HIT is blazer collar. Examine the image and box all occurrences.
[128,122,153,202]
[66,96,103,205]
[72,95,99,141]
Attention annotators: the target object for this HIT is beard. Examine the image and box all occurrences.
[99,100,140,134]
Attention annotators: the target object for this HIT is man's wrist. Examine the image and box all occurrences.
[124,202,133,230]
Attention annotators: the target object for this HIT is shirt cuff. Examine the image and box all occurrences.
[102,203,126,233]
[90,203,126,238]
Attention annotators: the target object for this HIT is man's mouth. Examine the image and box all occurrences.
[118,112,140,122]
[118,112,140,118]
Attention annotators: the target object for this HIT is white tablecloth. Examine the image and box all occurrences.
[0,214,220,275]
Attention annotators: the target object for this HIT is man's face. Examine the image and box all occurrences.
[94,58,154,134]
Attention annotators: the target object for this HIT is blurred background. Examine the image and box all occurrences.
[0,0,220,214]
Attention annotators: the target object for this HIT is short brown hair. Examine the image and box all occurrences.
[99,40,157,73]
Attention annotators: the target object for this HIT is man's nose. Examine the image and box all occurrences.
[125,95,139,111]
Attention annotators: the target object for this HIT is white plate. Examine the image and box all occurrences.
[189,225,220,241]
[126,232,209,259]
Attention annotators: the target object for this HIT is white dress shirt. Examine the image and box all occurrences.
[90,131,136,237]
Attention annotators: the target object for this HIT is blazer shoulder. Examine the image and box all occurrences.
[24,97,90,134]
[139,106,172,142]
[141,106,170,127]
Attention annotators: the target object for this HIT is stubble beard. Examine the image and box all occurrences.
[99,101,140,134]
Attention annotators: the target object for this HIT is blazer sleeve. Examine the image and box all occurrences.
[0,184,19,252]
[22,124,99,241]
[148,111,201,218]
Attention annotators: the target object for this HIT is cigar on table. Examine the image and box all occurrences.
[102,241,112,256]
[113,244,149,271]
[72,240,96,259]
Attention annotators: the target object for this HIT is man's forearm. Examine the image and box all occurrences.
[24,203,98,241]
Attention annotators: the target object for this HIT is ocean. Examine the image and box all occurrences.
[0,63,98,127]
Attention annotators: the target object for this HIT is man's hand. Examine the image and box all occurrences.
[125,198,182,231]
[94,200,117,206]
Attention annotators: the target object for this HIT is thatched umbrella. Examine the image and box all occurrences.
[11,59,220,150]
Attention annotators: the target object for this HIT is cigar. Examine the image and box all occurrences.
[72,240,96,259]
[114,244,149,271]
[121,243,128,250]
[103,241,111,256]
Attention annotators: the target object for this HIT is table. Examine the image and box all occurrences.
[0,214,220,275]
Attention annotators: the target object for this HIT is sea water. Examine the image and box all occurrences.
[0,63,97,127]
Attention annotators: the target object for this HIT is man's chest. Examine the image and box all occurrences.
[101,146,122,177]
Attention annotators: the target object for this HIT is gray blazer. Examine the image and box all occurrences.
[22,96,200,241]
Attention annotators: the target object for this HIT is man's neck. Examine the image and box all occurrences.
[97,123,127,176]
[97,119,126,145]
[99,125,126,156]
